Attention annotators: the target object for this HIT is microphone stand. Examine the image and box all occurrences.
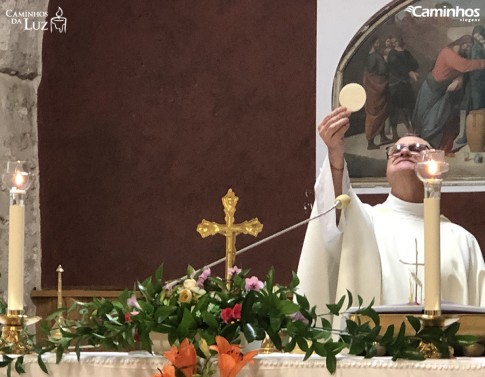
[165,195,350,288]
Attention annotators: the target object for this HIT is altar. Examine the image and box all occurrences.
[2,352,485,377]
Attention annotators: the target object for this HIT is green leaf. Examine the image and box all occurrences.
[265,267,275,293]
[208,276,227,291]
[363,324,381,343]
[381,326,396,346]
[349,338,365,355]
[105,314,123,326]
[296,337,309,352]
[325,340,347,355]
[365,344,378,358]
[45,308,67,321]
[277,301,300,315]
[14,356,24,374]
[269,315,282,333]
[56,345,64,364]
[202,311,219,329]
[37,353,49,374]
[97,301,114,317]
[289,272,300,290]
[0,360,11,368]
[284,338,297,353]
[177,308,197,339]
[400,347,425,360]
[357,307,380,326]
[241,291,256,320]
[326,295,345,316]
[76,339,82,361]
[303,346,313,360]
[138,300,155,313]
[326,351,337,374]
[435,341,451,358]
[242,323,257,343]
[154,305,177,323]
[220,322,240,341]
[312,341,327,357]
[443,321,459,337]
[345,319,359,335]
[418,326,443,341]
[320,316,332,331]
[154,264,164,290]
[406,315,421,333]
[39,320,51,335]
[395,322,406,344]
[186,265,195,277]
[345,290,353,310]
[455,334,481,346]
[295,294,310,311]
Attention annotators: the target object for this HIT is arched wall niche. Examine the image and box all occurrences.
[332,0,485,184]
[329,0,485,257]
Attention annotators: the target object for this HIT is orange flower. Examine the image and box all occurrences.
[163,338,197,377]
[209,336,258,377]
[152,364,175,377]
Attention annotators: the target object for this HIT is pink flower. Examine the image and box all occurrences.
[124,310,139,323]
[245,276,264,291]
[290,311,309,325]
[127,293,141,309]
[228,266,242,277]
[196,268,211,288]
[163,283,175,295]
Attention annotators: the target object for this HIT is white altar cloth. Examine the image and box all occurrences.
[1,352,485,377]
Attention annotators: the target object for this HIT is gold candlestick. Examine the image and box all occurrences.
[0,310,41,354]
[414,149,458,359]
[50,265,65,339]
[0,161,40,353]
[56,265,64,309]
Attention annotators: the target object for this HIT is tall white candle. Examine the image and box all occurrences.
[423,195,441,314]
[8,192,25,311]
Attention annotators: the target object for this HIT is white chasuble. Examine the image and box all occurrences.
[297,156,485,316]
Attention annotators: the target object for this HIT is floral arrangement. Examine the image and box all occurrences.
[45,265,314,359]
[0,264,481,377]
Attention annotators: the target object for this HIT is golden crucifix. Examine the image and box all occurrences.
[197,189,263,284]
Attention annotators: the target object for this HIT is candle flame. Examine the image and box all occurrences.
[427,160,439,176]
[14,171,25,187]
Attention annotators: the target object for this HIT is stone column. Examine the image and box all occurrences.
[0,0,48,315]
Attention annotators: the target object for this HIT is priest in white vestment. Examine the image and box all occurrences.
[297,107,485,315]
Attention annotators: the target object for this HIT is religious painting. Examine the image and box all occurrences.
[333,0,485,187]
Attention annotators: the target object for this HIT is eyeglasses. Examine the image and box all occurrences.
[386,143,430,158]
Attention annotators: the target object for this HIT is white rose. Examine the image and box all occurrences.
[183,279,206,295]
[183,279,198,289]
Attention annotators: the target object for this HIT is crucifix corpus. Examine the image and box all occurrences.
[197,189,263,285]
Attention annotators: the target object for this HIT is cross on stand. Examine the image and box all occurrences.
[399,239,424,304]
[197,189,263,286]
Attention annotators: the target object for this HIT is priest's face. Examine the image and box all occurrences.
[386,136,430,187]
